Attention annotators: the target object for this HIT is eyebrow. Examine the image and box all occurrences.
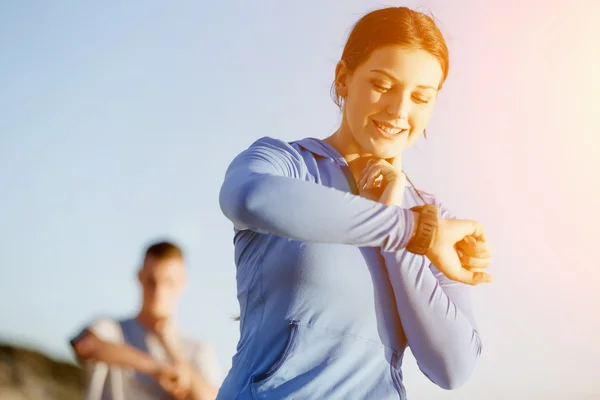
[370,69,437,91]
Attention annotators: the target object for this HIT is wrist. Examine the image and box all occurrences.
[146,360,164,378]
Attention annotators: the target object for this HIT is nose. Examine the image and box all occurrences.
[386,92,411,121]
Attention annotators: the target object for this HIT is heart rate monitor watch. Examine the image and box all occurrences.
[406,204,439,255]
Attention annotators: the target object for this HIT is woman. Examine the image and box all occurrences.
[217,7,493,400]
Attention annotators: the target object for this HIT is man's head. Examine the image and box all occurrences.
[137,241,186,319]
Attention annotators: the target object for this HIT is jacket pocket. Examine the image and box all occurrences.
[250,322,399,400]
[250,320,299,386]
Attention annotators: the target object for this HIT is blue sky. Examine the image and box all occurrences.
[1,1,599,398]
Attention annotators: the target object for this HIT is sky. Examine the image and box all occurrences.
[1,0,599,398]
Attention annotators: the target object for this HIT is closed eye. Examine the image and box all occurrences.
[412,96,431,104]
[373,84,391,93]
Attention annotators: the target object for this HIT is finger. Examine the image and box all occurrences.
[463,267,488,273]
[458,247,491,270]
[449,267,493,286]
[365,167,384,189]
[481,231,488,242]
[360,165,382,190]
[470,239,492,257]
[460,256,491,270]
[471,229,488,243]
[382,168,403,184]
[373,174,383,188]
[456,240,492,258]
[358,163,378,188]
[462,221,485,238]
[363,160,399,189]
[454,221,487,246]
[469,223,487,242]
[474,234,492,256]
[467,233,491,258]
[471,271,493,284]
[456,246,488,261]
[357,163,370,188]
[455,240,473,256]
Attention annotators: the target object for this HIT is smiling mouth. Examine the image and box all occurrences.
[372,120,408,138]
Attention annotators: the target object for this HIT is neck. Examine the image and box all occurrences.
[324,123,366,160]
[324,126,374,182]
[136,309,172,332]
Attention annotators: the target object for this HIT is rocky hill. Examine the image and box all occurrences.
[0,343,84,399]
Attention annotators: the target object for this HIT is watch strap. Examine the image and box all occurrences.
[406,203,439,255]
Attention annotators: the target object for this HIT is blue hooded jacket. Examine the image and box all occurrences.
[216,136,482,399]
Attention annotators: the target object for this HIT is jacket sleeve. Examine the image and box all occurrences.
[381,202,482,390]
[219,136,415,252]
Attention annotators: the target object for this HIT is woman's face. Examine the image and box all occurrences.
[336,46,444,159]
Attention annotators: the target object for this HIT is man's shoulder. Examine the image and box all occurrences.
[89,315,133,331]
[73,315,133,344]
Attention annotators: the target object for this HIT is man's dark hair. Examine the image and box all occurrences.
[144,241,184,261]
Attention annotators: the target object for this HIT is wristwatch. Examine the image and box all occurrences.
[406,204,439,255]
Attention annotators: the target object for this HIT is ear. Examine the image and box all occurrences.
[137,268,144,284]
[334,60,349,98]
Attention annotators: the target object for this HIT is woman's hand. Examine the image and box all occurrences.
[427,219,493,284]
[358,158,493,285]
[357,157,406,206]
[455,234,493,273]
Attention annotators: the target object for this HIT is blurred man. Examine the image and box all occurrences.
[70,241,221,400]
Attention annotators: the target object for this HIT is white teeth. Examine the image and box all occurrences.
[374,121,402,135]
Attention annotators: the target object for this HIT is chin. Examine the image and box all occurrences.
[150,308,172,319]
[375,147,402,159]
[353,129,406,160]
[365,141,403,159]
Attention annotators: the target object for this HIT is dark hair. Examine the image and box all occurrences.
[144,241,183,261]
[331,7,450,108]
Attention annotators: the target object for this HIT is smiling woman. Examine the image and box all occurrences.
[330,8,449,146]
[217,6,492,400]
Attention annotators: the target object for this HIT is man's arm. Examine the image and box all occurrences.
[70,329,162,377]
